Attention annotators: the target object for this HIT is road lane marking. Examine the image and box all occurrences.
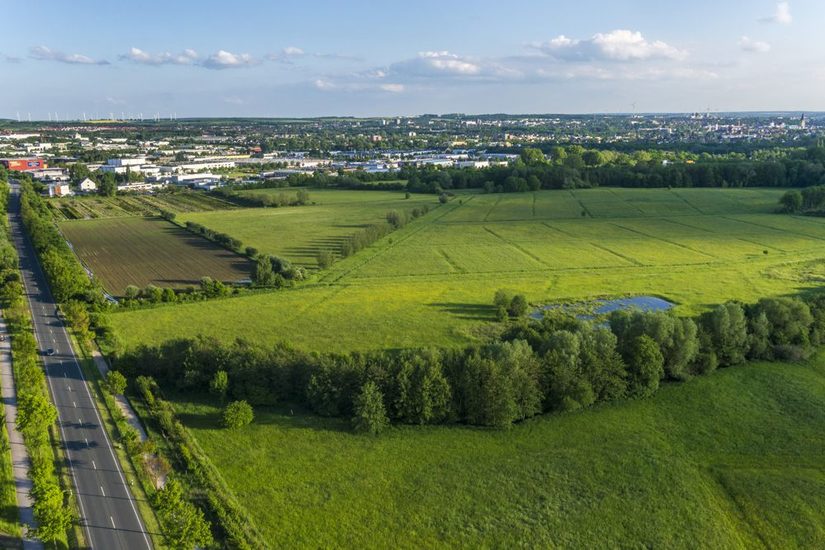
[100,486,105,497]
[84,438,88,447]
[109,516,115,528]
[72,401,76,408]
[91,460,96,470]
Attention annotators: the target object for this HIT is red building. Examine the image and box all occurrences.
[0,158,48,171]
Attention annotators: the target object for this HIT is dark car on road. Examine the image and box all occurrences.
[45,348,55,356]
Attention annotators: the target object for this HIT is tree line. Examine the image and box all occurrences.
[230,143,825,197]
[114,292,824,432]
[0,180,73,544]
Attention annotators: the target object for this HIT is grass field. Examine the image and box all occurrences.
[60,217,254,294]
[179,189,438,268]
[110,187,825,352]
[48,192,234,220]
[170,353,825,548]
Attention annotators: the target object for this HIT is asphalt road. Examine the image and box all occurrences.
[8,183,152,550]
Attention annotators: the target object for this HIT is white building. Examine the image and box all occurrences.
[107,157,147,168]
[47,183,73,197]
[169,173,223,186]
[117,181,166,193]
[78,178,97,193]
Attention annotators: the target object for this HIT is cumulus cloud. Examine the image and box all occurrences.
[121,47,199,65]
[739,36,771,53]
[533,30,687,62]
[202,50,258,69]
[389,51,519,81]
[761,1,792,24]
[29,45,109,65]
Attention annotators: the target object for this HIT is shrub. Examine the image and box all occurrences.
[352,381,389,435]
[222,400,254,429]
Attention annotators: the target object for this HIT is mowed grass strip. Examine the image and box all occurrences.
[171,355,825,548]
[60,217,254,294]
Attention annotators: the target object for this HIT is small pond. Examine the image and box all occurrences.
[530,295,674,321]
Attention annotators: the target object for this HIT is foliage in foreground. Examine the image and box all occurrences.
[116,290,824,430]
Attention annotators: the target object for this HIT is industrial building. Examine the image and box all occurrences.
[0,158,48,171]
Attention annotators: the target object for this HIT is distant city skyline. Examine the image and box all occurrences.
[1,0,822,118]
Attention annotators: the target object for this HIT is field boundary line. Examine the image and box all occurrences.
[541,222,578,237]
[590,242,644,266]
[670,189,706,214]
[568,190,594,218]
[609,222,718,260]
[722,215,825,242]
[437,249,465,273]
[483,195,503,222]
[603,188,645,215]
[661,217,715,233]
[482,226,552,268]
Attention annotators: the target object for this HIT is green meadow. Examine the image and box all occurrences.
[111,187,825,352]
[180,188,436,268]
[171,353,825,547]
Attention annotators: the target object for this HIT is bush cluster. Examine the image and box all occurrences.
[184,221,243,253]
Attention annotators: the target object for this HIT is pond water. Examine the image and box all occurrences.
[531,295,674,320]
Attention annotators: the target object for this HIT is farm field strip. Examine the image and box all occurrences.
[49,192,234,220]
[60,217,254,294]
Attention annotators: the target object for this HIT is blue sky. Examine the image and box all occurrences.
[0,1,821,118]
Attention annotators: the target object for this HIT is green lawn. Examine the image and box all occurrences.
[111,187,825,352]
[172,354,825,548]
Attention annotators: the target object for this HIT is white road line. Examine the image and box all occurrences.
[91,460,96,470]
[100,486,105,497]
[72,401,76,407]
[84,438,88,447]
[109,516,115,528]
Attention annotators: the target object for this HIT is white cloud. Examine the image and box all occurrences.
[379,83,405,93]
[389,51,519,81]
[282,46,305,56]
[534,30,687,62]
[761,1,792,24]
[121,47,199,65]
[400,51,481,76]
[202,50,258,69]
[739,36,771,53]
[30,45,109,65]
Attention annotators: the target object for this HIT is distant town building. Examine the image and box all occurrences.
[1,158,48,171]
[47,183,72,197]
[78,178,97,193]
